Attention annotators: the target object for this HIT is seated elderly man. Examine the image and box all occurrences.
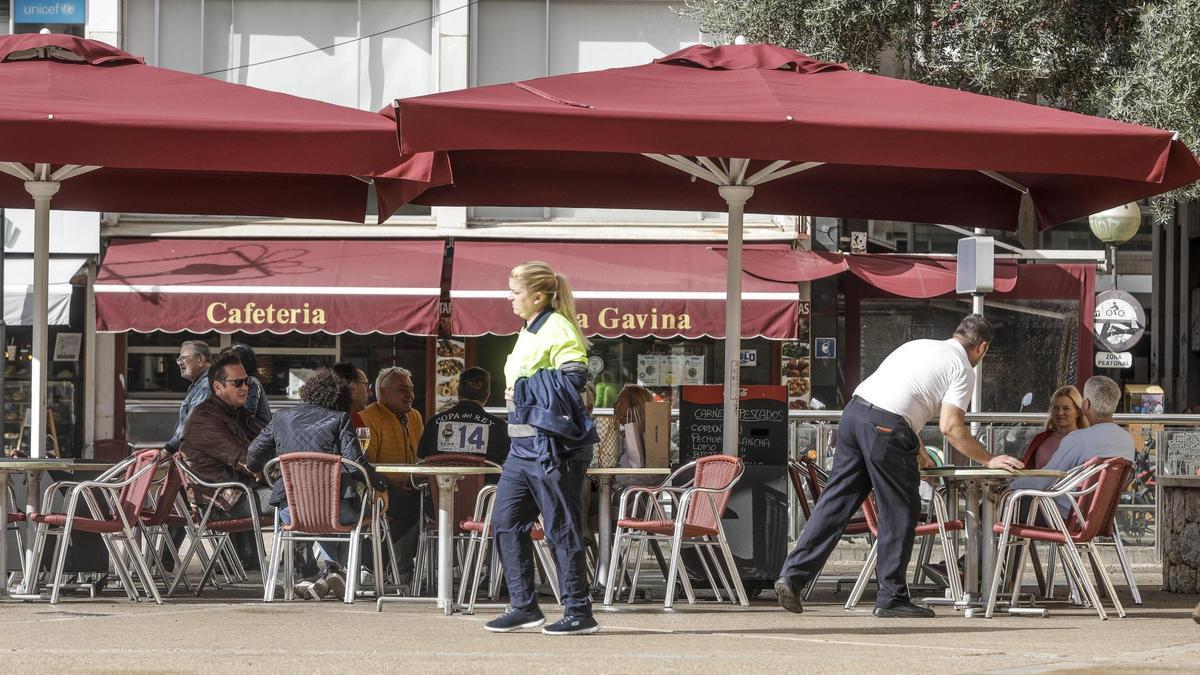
[179,353,273,569]
[359,365,424,580]
[248,367,387,600]
[1004,375,1134,520]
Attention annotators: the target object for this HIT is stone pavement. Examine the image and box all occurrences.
[0,582,1197,673]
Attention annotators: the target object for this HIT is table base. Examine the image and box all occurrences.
[922,591,1051,618]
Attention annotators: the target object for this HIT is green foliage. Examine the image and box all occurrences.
[1107,0,1200,216]
[920,0,1143,114]
[674,0,913,72]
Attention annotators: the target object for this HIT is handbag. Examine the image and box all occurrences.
[619,407,645,469]
[592,416,622,468]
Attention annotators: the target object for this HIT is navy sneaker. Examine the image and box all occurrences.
[541,615,599,636]
[774,578,804,614]
[484,607,546,633]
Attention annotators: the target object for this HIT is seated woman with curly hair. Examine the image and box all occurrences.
[248,367,386,600]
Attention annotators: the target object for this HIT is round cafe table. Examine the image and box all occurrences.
[0,458,118,597]
[919,466,1065,615]
[373,464,500,615]
[587,467,672,590]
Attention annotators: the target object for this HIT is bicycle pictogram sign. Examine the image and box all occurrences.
[1092,290,1145,352]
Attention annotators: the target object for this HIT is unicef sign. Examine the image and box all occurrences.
[13,0,87,24]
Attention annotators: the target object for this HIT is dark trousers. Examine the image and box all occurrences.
[384,482,421,575]
[779,398,921,606]
[493,455,592,617]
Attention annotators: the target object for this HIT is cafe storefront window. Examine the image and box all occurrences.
[456,241,806,411]
[474,333,782,410]
[98,238,445,445]
[126,331,338,398]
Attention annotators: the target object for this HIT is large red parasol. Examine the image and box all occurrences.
[0,34,446,458]
[389,43,1200,455]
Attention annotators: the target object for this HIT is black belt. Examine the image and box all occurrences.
[851,396,909,428]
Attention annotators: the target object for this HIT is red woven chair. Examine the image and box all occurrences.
[28,449,164,604]
[605,454,747,609]
[844,490,964,608]
[87,439,134,462]
[410,453,502,597]
[986,457,1131,619]
[134,454,201,591]
[789,456,871,535]
[1038,460,1143,606]
[262,452,384,604]
[167,459,275,597]
[455,484,558,614]
[787,456,872,599]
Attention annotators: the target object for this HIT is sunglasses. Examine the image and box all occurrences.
[219,377,250,388]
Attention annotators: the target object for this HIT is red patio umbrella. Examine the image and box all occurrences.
[389,43,1200,455]
[0,34,447,458]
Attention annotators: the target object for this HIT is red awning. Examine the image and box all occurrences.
[95,239,443,335]
[741,248,848,282]
[450,241,800,339]
[845,255,1018,298]
[737,250,1018,298]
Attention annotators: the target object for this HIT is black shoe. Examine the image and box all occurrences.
[774,578,804,614]
[873,601,936,618]
[484,607,546,633]
[542,615,599,636]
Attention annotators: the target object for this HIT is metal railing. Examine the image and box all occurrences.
[578,408,1200,553]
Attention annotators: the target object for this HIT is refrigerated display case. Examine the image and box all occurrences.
[3,379,77,456]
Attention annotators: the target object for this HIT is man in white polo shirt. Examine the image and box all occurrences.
[775,315,1023,618]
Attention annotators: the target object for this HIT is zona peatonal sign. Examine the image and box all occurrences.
[1093,290,1145,353]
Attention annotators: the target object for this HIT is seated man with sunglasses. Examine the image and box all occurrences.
[179,354,274,567]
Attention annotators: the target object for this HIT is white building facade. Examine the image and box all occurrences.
[2,1,805,448]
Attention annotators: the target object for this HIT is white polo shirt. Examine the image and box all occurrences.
[853,338,975,432]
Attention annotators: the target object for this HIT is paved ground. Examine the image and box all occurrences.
[1,580,1196,673]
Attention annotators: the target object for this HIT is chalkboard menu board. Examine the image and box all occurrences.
[679,385,788,465]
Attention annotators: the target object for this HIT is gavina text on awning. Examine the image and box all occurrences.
[577,307,692,332]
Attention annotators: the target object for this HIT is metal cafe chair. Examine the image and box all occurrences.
[262,453,385,604]
[604,454,748,609]
[844,489,964,609]
[27,449,164,604]
[1038,503,1144,607]
[787,456,872,599]
[456,483,560,614]
[409,454,501,597]
[986,457,1131,620]
[5,482,28,588]
[168,459,274,596]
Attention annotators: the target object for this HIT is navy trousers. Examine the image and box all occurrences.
[493,455,592,617]
[778,397,922,606]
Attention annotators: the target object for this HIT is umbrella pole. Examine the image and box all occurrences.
[24,178,59,461]
[719,185,754,457]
